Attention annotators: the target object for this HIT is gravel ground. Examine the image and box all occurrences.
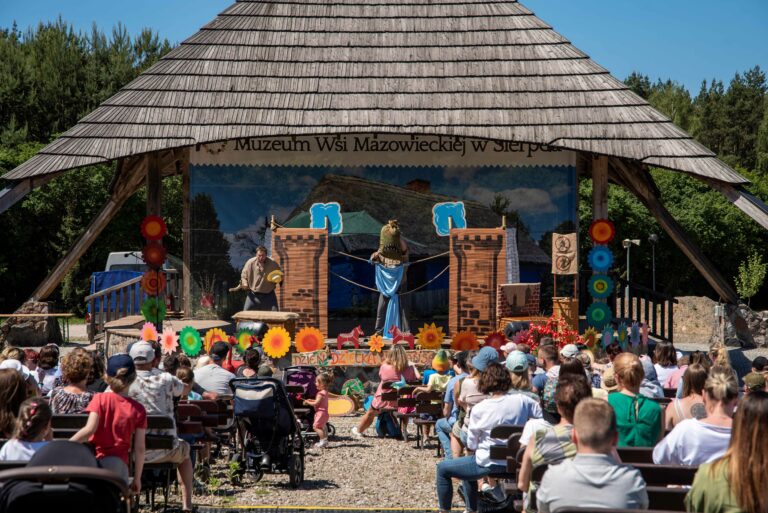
[159,416,443,510]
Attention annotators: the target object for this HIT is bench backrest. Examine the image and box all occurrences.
[632,463,698,486]
[617,447,654,464]
[646,486,687,511]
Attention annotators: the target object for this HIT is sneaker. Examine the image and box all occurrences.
[351,427,364,438]
[480,483,493,493]
[314,439,328,449]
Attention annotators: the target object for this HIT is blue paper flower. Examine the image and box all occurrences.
[588,246,614,272]
[587,302,612,328]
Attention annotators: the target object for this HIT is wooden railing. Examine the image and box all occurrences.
[615,278,677,342]
[85,269,183,340]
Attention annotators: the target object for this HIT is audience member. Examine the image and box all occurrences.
[0,397,51,461]
[23,349,39,375]
[743,371,766,394]
[532,345,558,394]
[435,363,542,513]
[605,341,623,362]
[352,344,419,437]
[128,341,194,511]
[452,347,497,449]
[506,350,538,400]
[435,351,468,459]
[177,354,192,368]
[608,353,663,446]
[653,342,678,385]
[518,375,592,512]
[666,363,708,430]
[236,348,262,377]
[176,367,202,400]
[162,353,181,376]
[87,352,108,393]
[0,358,38,397]
[653,366,738,465]
[193,342,236,396]
[37,344,60,394]
[536,398,648,512]
[49,349,94,414]
[686,391,768,513]
[70,354,146,493]
[0,368,27,437]
[638,356,664,398]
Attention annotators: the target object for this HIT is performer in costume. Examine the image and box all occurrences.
[229,246,283,311]
[370,220,410,336]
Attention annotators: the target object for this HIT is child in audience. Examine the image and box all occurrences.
[414,349,453,442]
[0,397,52,461]
[304,373,332,448]
[70,354,146,493]
[37,344,60,394]
[176,367,202,400]
[0,368,27,438]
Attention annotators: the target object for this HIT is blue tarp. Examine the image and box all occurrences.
[87,271,143,313]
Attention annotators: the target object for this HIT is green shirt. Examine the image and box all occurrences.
[608,392,662,447]
[686,461,745,513]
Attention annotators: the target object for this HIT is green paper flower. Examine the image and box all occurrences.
[141,297,167,323]
[179,326,203,357]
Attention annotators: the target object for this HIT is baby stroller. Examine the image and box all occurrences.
[230,377,305,488]
[283,365,336,442]
[0,441,129,513]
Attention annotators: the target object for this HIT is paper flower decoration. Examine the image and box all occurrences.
[583,327,598,349]
[179,326,203,357]
[417,322,445,349]
[451,330,479,351]
[641,323,649,345]
[587,246,614,272]
[587,274,614,299]
[602,325,615,348]
[140,270,166,296]
[617,322,628,348]
[160,327,178,354]
[203,328,227,353]
[368,333,385,353]
[295,327,325,353]
[141,297,166,323]
[588,219,616,244]
[142,241,167,269]
[483,331,506,357]
[262,326,292,359]
[141,322,158,342]
[140,215,167,241]
[630,322,640,347]
[586,301,612,328]
[235,330,255,354]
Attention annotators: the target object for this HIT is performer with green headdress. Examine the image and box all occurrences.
[370,220,410,336]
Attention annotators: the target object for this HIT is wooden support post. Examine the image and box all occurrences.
[181,150,191,318]
[31,156,149,301]
[146,153,162,216]
[592,156,609,220]
[610,159,739,304]
[703,179,768,231]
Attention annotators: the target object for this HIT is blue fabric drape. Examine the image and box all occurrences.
[374,263,405,339]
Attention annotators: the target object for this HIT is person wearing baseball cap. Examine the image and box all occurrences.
[506,350,538,402]
[194,341,236,395]
[560,344,580,361]
[437,351,470,458]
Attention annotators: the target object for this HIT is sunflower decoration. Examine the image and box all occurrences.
[368,333,385,353]
[141,297,167,323]
[451,330,479,351]
[179,326,203,357]
[140,270,166,296]
[203,328,227,353]
[417,322,445,350]
[295,327,325,353]
[140,215,167,241]
[262,326,292,359]
[234,329,255,354]
[483,331,506,357]
[141,322,158,342]
[582,327,598,350]
[160,327,178,354]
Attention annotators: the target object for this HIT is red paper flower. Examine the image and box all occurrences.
[142,242,166,269]
[141,215,167,241]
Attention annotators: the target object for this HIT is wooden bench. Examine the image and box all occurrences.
[487,424,524,483]
[617,447,654,464]
[646,487,687,511]
[662,388,677,398]
[413,390,443,453]
[632,463,697,486]
[233,310,299,339]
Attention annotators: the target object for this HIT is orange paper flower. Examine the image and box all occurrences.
[368,334,385,353]
[160,327,178,354]
[141,270,166,296]
[451,330,479,351]
[203,328,227,353]
[141,322,158,342]
[483,331,506,357]
[295,327,325,353]
[417,323,445,350]
[262,326,291,359]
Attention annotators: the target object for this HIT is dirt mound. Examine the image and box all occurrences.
[674,296,717,343]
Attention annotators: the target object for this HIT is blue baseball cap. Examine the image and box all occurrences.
[505,350,530,373]
[107,354,135,377]
[471,346,500,372]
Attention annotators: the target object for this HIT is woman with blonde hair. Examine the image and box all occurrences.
[352,344,418,437]
[608,353,663,446]
[653,366,738,465]
[686,391,768,513]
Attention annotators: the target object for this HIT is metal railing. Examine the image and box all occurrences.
[85,269,183,341]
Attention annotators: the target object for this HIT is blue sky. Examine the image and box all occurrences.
[1,0,766,93]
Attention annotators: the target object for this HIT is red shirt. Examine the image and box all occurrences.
[84,392,147,465]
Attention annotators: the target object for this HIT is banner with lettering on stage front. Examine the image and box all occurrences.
[291,349,438,367]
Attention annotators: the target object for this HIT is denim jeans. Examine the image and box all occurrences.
[435,455,505,512]
[435,417,454,459]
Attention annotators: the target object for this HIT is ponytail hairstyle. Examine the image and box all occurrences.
[104,366,136,393]
[703,365,739,403]
[708,342,730,369]
[13,397,52,442]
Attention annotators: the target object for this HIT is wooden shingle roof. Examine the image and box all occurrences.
[3,0,747,185]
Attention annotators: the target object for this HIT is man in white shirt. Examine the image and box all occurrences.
[194,341,236,396]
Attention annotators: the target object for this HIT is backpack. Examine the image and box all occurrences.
[375,411,402,438]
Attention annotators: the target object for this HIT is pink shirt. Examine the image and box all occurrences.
[314,390,328,414]
[372,363,417,409]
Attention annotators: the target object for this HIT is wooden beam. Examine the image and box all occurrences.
[181,149,191,317]
[592,156,609,220]
[610,159,739,304]
[30,157,148,301]
[0,172,64,214]
[146,153,162,216]
[703,179,768,231]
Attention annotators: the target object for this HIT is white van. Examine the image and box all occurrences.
[104,251,181,272]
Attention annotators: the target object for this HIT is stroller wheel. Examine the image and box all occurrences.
[326,423,336,438]
[250,468,264,483]
[288,452,304,489]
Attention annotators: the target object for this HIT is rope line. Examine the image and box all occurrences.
[400,265,450,296]
[330,249,450,265]
[329,271,380,293]
[329,265,450,296]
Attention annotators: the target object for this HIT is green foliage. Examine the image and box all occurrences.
[735,252,767,306]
